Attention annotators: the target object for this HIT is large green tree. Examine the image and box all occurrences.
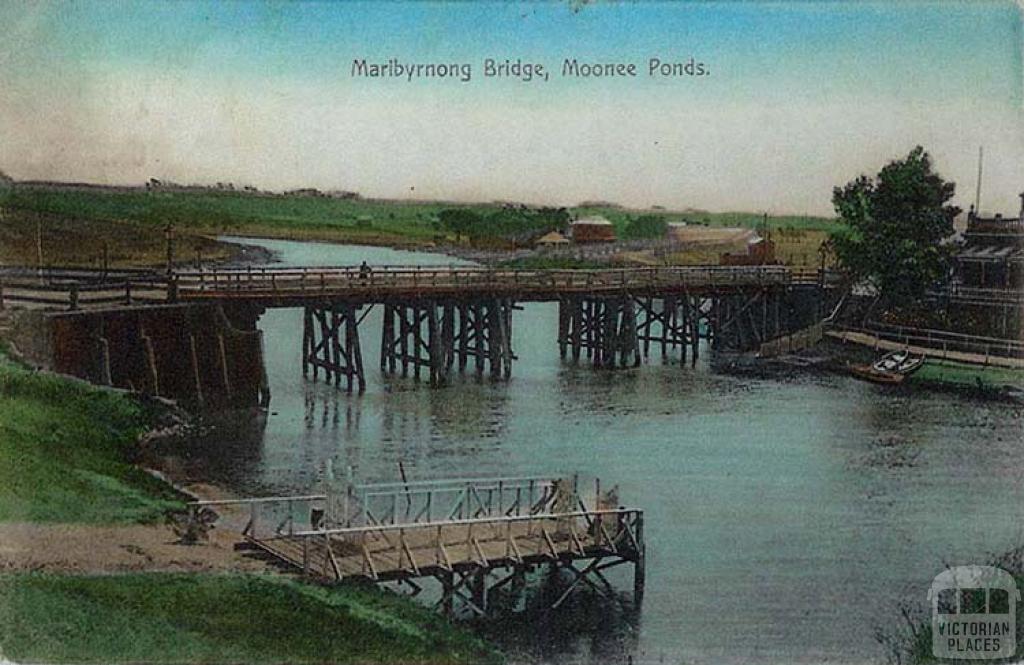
[830,146,960,303]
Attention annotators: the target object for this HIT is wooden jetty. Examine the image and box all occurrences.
[192,475,645,618]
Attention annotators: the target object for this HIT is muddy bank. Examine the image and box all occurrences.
[718,337,1024,404]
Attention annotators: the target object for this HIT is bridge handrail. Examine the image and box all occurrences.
[169,264,792,294]
[840,323,1024,359]
[289,507,641,539]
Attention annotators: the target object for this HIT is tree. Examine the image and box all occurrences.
[830,146,959,304]
[623,215,667,239]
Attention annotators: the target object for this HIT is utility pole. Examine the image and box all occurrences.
[35,213,43,283]
[164,223,175,274]
[974,146,984,214]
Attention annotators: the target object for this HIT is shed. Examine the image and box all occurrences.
[571,216,616,244]
[534,231,570,248]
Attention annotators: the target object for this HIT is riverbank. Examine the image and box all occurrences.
[0,348,498,664]
[723,337,1024,403]
[0,182,836,269]
[881,546,1024,664]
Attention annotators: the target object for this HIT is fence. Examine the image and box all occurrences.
[844,322,1024,360]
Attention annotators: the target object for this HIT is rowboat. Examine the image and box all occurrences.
[871,350,924,375]
[849,350,925,385]
[849,364,907,385]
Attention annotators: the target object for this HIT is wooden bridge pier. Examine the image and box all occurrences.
[381,298,515,385]
[558,296,641,369]
[635,295,707,365]
[302,304,366,392]
[714,288,785,351]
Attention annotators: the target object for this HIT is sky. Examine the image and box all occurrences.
[0,1,1022,216]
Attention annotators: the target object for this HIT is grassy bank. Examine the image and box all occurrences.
[0,184,838,267]
[0,351,499,663]
[0,351,183,523]
[908,359,1024,392]
[0,573,497,664]
[886,548,1024,664]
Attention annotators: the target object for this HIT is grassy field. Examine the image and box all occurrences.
[0,351,183,523]
[0,573,497,664]
[909,359,1024,391]
[0,184,838,267]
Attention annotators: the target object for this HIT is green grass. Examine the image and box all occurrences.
[0,354,183,523]
[909,360,1024,391]
[497,255,609,270]
[0,186,840,266]
[0,573,498,664]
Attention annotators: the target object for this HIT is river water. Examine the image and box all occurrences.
[183,237,1023,665]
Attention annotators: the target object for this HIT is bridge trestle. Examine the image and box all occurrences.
[559,288,796,364]
[302,304,366,392]
[380,298,515,385]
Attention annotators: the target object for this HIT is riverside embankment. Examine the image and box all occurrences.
[0,347,498,664]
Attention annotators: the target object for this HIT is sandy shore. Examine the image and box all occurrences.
[0,520,268,575]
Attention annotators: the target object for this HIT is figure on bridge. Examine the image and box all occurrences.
[359,261,371,281]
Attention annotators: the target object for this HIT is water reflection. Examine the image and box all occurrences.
[172,237,1024,665]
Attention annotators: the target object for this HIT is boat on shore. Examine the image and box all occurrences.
[871,350,924,374]
[849,350,925,385]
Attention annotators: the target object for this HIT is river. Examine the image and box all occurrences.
[179,236,1024,665]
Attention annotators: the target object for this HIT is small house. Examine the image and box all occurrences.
[571,217,616,244]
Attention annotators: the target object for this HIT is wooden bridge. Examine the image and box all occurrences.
[1,264,828,398]
[192,474,644,618]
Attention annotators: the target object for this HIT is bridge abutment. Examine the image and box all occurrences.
[7,303,270,408]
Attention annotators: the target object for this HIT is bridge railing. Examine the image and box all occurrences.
[0,264,796,310]
[170,264,792,296]
[0,276,170,310]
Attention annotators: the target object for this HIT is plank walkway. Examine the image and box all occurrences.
[828,329,1024,369]
[0,265,795,310]
[192,475,645,617]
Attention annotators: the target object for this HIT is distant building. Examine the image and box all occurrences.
[955,193,1024,291]
[534,231,570,248]
[721,236,777,266]
[571,216,617,243]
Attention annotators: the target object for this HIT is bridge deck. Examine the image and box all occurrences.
[172,265,792,305]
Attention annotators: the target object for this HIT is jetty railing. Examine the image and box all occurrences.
[845,322,1024,360]
[191,475,582,541]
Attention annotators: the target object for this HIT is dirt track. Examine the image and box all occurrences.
[0,521,269,575]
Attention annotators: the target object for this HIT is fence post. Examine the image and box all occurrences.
[0,279,4,310]
[124,282,132,305]
[69,283,79,310]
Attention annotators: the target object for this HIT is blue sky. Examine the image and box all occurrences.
[1,1,1021,214]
